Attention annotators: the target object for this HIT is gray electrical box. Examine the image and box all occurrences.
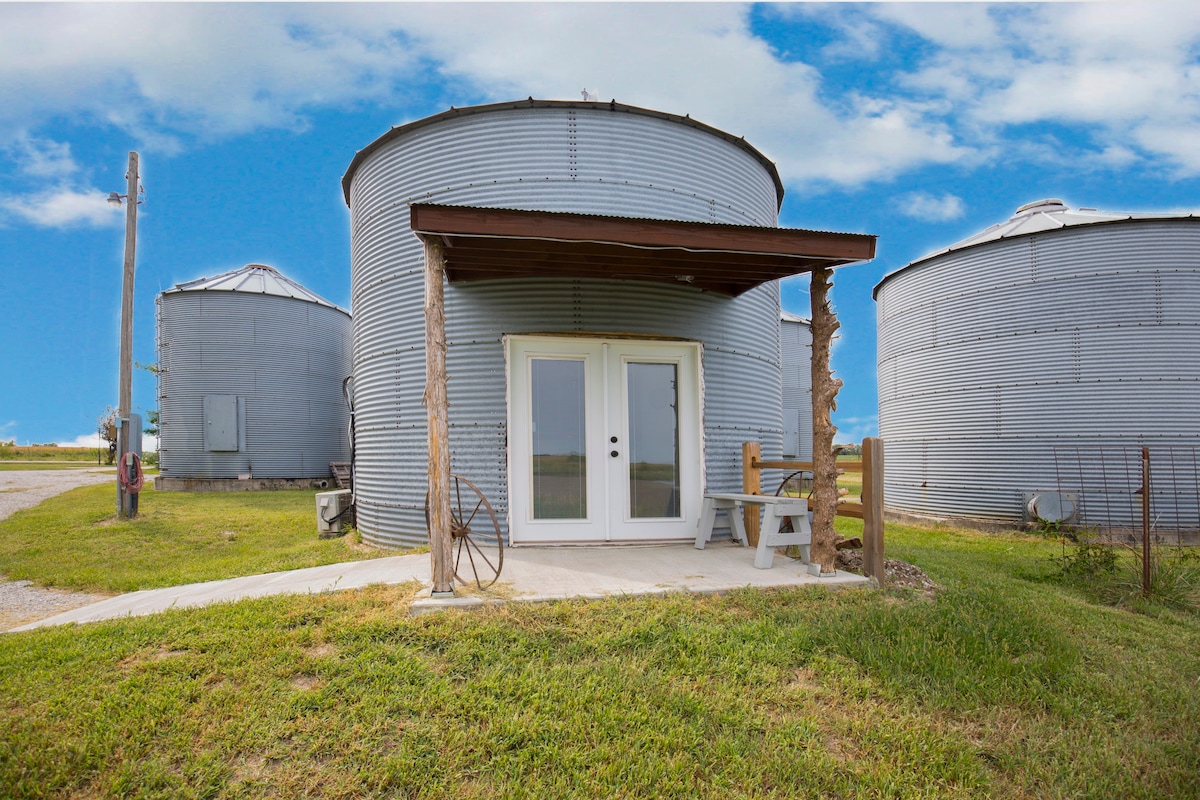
[126,412,143,458]
[203,395,240,452]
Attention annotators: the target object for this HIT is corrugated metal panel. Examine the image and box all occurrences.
[349,103,782,547]
[877,214,1200,526]
[780,317,813,460]
[158,289,352,479]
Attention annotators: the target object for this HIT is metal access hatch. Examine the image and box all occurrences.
[203,395,241,452]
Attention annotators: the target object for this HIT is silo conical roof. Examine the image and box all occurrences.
[914,199,1200,264]
[163,264,345,312]
[874,200,1200,297]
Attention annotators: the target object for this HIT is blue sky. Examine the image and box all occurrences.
[4,2,1200,448]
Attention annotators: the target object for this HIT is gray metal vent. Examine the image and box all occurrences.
[1023,491,1079,524]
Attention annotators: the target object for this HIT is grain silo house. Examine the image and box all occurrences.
[875,200,1200,538]
[343,99,875,550]
[156,264,352,490]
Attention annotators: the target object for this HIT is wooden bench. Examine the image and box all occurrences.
[694,493,812,569]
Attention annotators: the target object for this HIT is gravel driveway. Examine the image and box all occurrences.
[1,468,117,631]
[0,467,114,519]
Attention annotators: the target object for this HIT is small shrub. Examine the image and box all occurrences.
[1099,546,1200,613]
[1054,532,1118,580]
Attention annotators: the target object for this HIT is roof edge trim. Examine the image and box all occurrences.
[873,211,1200,300]
[341,98,786,211]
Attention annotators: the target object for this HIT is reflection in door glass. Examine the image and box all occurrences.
[531,358,587,519]
[627,362,680,518]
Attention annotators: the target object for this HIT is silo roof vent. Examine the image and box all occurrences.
[163,264,346,313]
[1014,198,1067,215]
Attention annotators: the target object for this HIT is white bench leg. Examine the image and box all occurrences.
[728,502,748,546]
[787,513,812,564]
[754,506,780,569]
[755,507,813,569]
[695,498,718,549]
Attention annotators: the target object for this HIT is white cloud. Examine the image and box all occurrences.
[0,134,119,227]
[893,191,965,222]
[372,4,972,188]
[873,3,1200,176]
[0,4,970,192]
[1,186,119,228]
[7,2,1200,194]
[8,134,78,178]
[0,4,423,141]
[57,432,158,451]
[57,433,103,448]
[875,4,1007,50]
[832,415,878,445]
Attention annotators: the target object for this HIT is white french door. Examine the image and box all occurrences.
[507,336,702,544]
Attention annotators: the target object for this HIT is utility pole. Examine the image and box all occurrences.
[115,152,139,517]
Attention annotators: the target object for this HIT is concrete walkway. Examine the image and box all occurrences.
[10,542,870,632]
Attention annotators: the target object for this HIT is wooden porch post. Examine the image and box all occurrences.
[810,264,842,575]
[861,436,885,583]
[423,237,454,595]
[742,441,762,546]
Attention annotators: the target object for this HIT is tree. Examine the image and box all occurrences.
[143,409,159,438]
[98,406,118,465]
[810,265,841,575]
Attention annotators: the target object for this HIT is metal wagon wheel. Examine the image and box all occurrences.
[425,473,504,589]
[774,470,813,535]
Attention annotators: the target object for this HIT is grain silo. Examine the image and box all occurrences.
[875,200,1200,536]
[343,99,875,548]
[156,264,352,489]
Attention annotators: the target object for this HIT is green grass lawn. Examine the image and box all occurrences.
[1,512,1198,798]
[0,482,383,592]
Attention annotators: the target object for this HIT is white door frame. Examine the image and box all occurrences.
[506,335,703,544]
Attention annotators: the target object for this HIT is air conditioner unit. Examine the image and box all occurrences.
[316,489,353,538]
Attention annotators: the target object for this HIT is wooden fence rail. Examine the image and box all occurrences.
[741,437,885,582]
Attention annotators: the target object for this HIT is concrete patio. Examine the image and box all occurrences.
[10,541,871,631]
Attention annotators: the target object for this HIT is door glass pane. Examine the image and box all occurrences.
[627,362,680,518]
[530,358,587,519]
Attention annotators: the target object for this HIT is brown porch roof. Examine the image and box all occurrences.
[409,204,877,297]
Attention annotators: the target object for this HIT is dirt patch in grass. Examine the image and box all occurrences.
[303,643,337,659]
[836,548,942,597]
[289,674,322,691]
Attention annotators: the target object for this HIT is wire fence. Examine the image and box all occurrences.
[1052,445,1200,545]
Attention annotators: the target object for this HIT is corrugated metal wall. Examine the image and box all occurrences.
[780,318,813,461]
[876,218,1200,526]
[157,292,352,478]
[348,103,783,548]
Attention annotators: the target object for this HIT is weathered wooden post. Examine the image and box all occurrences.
[861,436,885,584]
[742,441,762,546]
[810,264,842,575]
[424,238,454,596]
[116,151,139,518]
[1142,446,1151,597]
